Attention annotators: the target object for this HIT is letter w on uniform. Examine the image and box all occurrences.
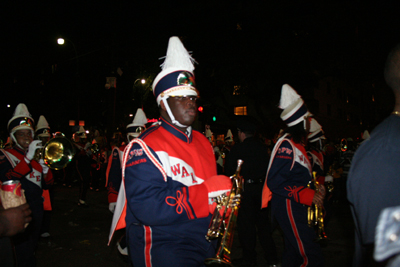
[171,164,181,176]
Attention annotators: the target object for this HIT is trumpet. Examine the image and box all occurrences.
[307,171,327,242]
[34,137,76,170]
[205,159,244,267]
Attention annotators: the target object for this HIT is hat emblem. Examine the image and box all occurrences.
[19,119,32,127]
[177,72,195,87]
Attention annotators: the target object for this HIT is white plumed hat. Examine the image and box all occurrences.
[362,130,370,140]
[127,108,148,138]
[152,37,198,105]
[279,84,310,127]
[152,37,198,128]
[308,118,325,142]
[36,115,51,138]
[225,129,233,142]
[8,103,34,134]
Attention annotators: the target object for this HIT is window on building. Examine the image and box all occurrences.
[234,106,247,115]
[233,85,241,95]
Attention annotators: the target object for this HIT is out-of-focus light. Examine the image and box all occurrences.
[57,38,65,45]
[198,106,203,113]
[7,104,10,108]
[141,79,146,84]
[129,114,133,117]
[85,130,89,134]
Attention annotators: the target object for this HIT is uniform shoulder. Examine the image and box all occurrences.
[140,123,162,140]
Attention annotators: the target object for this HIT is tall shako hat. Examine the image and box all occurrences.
[362,130,370,140]
[8,103,34,134]
[8,103,35,149]
[279,84,310,127]
[36,115,51,138]
[225,129,233,142]
[152,36,198,128]
[127,108,148,139]
[76,126,86,138]
[308,118,325,143]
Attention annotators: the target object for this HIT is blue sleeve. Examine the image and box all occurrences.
[267,140,314,206]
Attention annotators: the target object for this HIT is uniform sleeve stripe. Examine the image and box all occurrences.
[122,139,167,182]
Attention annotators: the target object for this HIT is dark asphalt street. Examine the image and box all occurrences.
[35,182,354,267]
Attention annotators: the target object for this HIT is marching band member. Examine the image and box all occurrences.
[109,36,232,267]
[105,132,126,213]
[262,85,325,267]
[35,115,53,238]
[106,108,147,256]
[74,126,91,206]
[0,103,46,267]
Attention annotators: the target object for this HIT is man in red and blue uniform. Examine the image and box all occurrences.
[106,132,126,211]
[262,85,325,267]
[122,37,232,267]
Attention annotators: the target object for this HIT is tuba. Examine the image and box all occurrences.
[307,171,328,242]
[204,159,244,267]
[35,137,76,170]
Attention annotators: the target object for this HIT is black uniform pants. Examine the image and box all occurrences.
[237,183,278,264]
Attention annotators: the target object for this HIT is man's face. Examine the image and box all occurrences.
[166,96,198,126]
[15,129,33,150]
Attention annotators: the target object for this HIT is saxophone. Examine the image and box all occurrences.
[307,171,328,242]
[205,159,244,267]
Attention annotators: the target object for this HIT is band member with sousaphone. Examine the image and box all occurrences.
[35,115,54,238]
[108,36,232,267]
[0,103,47,267]
[262,85,326,267]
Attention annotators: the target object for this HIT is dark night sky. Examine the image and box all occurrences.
[1,1,400,137]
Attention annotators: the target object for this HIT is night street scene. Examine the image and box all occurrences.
[1,1,400,267]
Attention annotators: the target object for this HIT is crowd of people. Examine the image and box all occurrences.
[1,36,399,267]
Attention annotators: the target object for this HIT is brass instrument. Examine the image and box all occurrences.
[90,143,100,154]
[35,137,76,170]
[307,171,327,242]
[205,159,244,267]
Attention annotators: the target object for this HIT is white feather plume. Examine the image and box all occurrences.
[132,108,148,126]
[160,37,195,72]
[279,84,301,109]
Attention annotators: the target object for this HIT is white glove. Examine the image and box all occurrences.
[26,140,43,162]
[39,159,49,174]
[109,202,116,213]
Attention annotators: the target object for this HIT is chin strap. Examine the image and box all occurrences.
[161,96,189,128]
[10,129,34,151]
[10,133,23,150]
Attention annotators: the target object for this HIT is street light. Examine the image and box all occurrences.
[57,37,80,120]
